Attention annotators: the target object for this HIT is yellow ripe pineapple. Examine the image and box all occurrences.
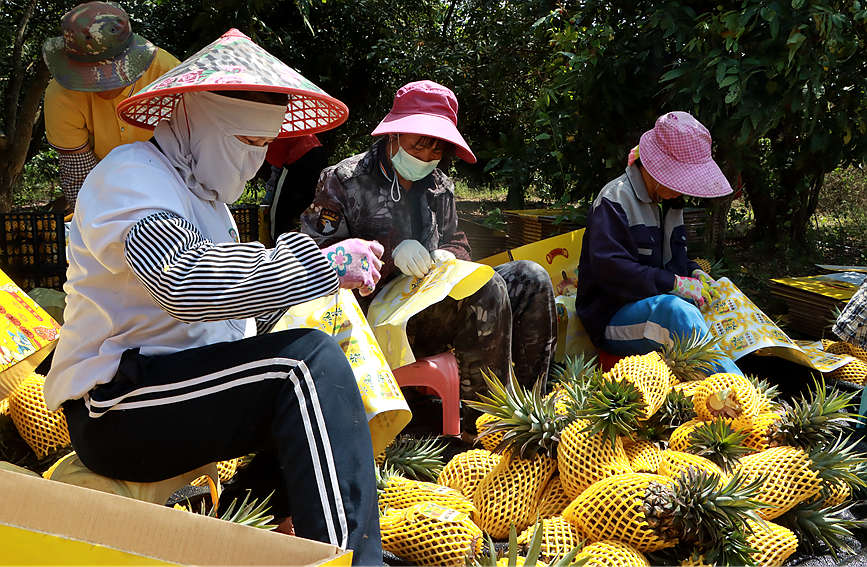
[672,380,703,397]
[471,520,583,567]
[516,516,582,564]
[437,449,502,500]
[658,450,728,486]
[668,418,704,452]
[745,519,798,567]
[693,258,712,274]
[736,446,821,519]
[692,373,760,421]
[533,474,572,519]
[659,330,726,384]
[828,359,867,385]
[476,413,504,452]
[8,373,71,458]
[379,474,476,517]
[380,502,483,566]
[624,440,662,473]
[557,419,632,498]
[732,411,781,453]
[563,469,763,553]
[826,340,867,363]
[576,540,650,567]
[605,352,673,419]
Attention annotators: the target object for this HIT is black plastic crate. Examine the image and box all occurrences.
[229,204,260,243]
[0,212,66,291]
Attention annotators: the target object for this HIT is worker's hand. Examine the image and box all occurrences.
[430,249,456,264]
[393,239,433,278]
[692,269,719,305]
[671,275,707,309]
[321,238,384,296]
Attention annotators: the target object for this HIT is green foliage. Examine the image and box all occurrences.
[14,148,61,209]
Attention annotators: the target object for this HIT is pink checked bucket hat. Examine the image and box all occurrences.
[117,29,348,137]
[42,2,157,92]
[371,80,476,163]
[638,111,732,198]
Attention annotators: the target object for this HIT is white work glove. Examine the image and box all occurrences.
[393,239,433,278]
[430,249,456,264]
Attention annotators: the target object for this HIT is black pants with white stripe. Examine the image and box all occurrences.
[63,329,381,566]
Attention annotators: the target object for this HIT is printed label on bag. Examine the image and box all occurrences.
[416,502,468,523]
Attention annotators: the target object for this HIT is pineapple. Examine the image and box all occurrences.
[576,540,649,566]
[667,418,703,452]
[745,374,781,412]
[826,340,867,363]
[637,388,697,442]
[8,373,71,458]
[516,516,583,564]
[658,331,724,383]
[466,373,562,538]
[693,258,713,274]
[177,489,277,530]
[378,469,476,516]
[623,440,663,473]
[671,380,703,397]
[657,450,727,486]
[732,411,783,453]
[470,520,582,567]
[533,474,573,519]
[777,500,861,561]
[828,358,867,385]
[604,352,673,419]
[691,373,761,421]
[563,468,763,553]
[557,418,632,498]
[437,449,502,500]
[744,519,798,567]
[685,418,750,473]
[381,502,483,566]
[379,435,447,481]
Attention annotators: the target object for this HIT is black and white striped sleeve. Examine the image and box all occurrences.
[124,211,338,323]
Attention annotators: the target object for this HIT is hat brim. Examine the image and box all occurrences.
[43,34,157,92]
[371,113,476,164]
[639,130,732,199]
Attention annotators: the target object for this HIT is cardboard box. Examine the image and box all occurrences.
[0,468,352,565]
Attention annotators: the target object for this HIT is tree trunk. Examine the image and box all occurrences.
[506,183,525,209]
[0,60,50,212]
[742,168,777,242]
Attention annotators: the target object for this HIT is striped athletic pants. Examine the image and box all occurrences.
[603,294,743,376]
[63,328,381,566]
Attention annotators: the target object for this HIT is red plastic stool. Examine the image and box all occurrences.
[597,349,624,372]
[392,352,461,437]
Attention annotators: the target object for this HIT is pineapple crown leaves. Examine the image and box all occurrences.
[467,521,587,567]
[687,418,751,473]
[808,434,867,489]
[744,374,781,409]
[652,468,767,547]
[550,354,599,388]
[577,374,645,449]
[700,528,759,567]
[639,389,697,440]
[465,370,566,461]
[773,376,862,450]
[659,329,725,382]
[374,463,401,492]
[778,500,863,561]
[380,435,447,482]
[182,489,278,530]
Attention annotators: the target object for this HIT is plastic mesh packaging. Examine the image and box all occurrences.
[692,373,760,421]
[475,413,505,452]
[380,476,475,516]
[557,419,632,498]
[8,373,70,458]
[379,502,483,566]
[516,515,582,563]
[575,539,650,567]
[606,352,673,419]
[533,474,573,519]
[745,519,798,566]
[437,449,501,499]
[737,446,821,520]
[624,440,662,473]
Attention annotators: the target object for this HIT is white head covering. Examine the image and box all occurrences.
[153,91,285,203]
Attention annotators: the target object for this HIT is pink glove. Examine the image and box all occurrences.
[691,269,718,304]
[672,275,706,308]
[321,239,384,297]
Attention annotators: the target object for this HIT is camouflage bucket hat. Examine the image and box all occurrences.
[118,29,348,138]
[42,2,156,92]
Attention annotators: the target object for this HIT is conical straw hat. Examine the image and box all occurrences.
[118,29,347,137]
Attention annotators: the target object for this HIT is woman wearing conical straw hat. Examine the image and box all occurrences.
[45,29,382,565]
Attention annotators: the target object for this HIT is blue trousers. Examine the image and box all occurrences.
[603,294,742,376]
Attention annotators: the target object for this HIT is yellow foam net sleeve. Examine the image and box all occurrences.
[380,502,483,566]
[575,540,650,567]
[473,453,557,539]
[623,440,662,474]
[271,289,411,456]
[8,373,70,458]
[667,419,703,452]
[563,473,675,553]
[366,259,494,369]
[437,448,502,500]
[826,340,867,363]
[607,353,672,419]
[533,474,573,519]
[732,411,779,453]
[745,519,798,567]
[516,516,582,564]
[0,269,61,400]
[737,446,821,520]
[658,450,728,487]
[475,413,504,452]
[557,420,632,499]
[379,476,476,517]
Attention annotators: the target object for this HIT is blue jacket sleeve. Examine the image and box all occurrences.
[585,198,676,302]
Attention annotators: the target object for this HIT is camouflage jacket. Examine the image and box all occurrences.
[300,138,471,288]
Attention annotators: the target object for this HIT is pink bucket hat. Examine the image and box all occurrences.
[371,80,476,163]
[638,111,732,198]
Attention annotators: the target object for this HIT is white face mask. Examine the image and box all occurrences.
[390,135,440,181]
[155,91,285,203]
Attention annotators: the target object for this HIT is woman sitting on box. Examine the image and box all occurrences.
[300,80,557,435]
[44,30,382,565]
[575,111,742,375]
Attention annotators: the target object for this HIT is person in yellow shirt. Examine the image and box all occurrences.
[42,1,179,211]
